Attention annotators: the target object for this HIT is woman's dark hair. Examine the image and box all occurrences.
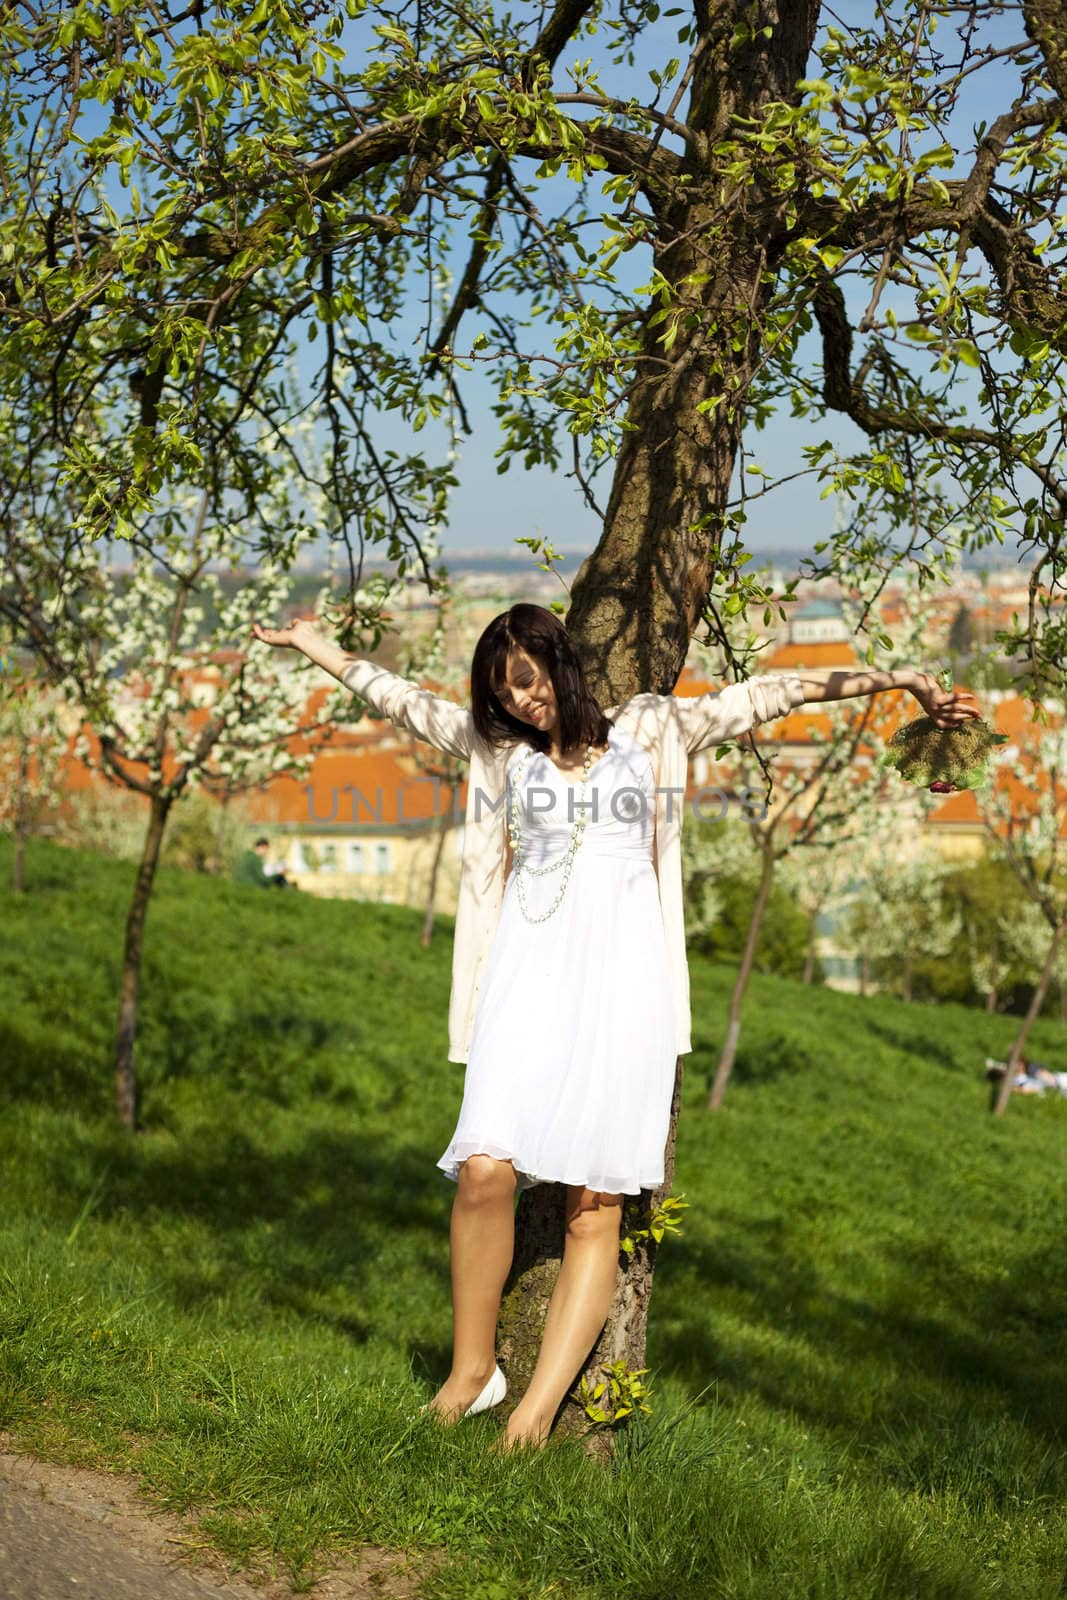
[469,603,613,755]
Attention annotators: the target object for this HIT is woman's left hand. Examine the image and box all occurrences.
[251,617,318,651]
[910,672,983,728]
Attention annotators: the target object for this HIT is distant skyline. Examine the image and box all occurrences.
[308,388,1030,573]
[307,538,1027,575]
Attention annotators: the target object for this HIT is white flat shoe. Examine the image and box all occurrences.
[417,1364,508,1421]
[464,1363,507,1417]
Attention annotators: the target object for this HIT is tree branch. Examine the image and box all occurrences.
[427,154,506,373]
[800,108,1067,355]
[812,273,1067,514]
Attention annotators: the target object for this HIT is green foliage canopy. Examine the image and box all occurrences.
[0,0,1065,682]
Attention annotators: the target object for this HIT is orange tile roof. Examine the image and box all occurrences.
[55,734,101,795]
[674,666,717,697]
[762,640,860,669]
[992,693,1061,741]
[239,744,466,827]
[925,789,983,825]
[33,660,1067,846]
[918,696,1061,833]
[924,772,1059,835]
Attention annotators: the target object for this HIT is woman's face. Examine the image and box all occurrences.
[492,647,558,733]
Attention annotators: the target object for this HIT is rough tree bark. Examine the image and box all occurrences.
[8,0,1067,1439]
[568,1,822,704]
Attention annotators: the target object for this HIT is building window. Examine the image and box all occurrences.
[347,841,365,873]
[321,842,338,872]
[374,842,392,875]
[821,956,860,979]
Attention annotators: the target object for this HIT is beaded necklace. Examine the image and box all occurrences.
[508,738,602,924]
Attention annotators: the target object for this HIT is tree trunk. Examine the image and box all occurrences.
[802,911,817,984]
[500,0,821,1440]
[902,958,913,1003]
[708,847,776,1110]
[13,821,25,894]
[860,950,869,997]
[993,920,1067,1117]
[566,3,821,705]
[420,788,452,949]
[12,736,28,894]
[985,936,1000,1012]
[496,1055,685,1446]
[115,791,172,1130]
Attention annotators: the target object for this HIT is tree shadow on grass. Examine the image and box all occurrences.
[687,1030,820,1096]
[0,999,389,1115]
[732,1031,820,1089]
[145,1005,365,1107]
[0,1017,111,1111]
[652,1220,1067,1493]
[38,1119,458,1378]
[853,1015,977,1075]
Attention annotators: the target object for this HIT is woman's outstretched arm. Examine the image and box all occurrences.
[793,667,979,726]
[251,617,474,762]
[676,666,979,756]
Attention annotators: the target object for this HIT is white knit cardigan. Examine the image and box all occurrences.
[339,659,807,1063]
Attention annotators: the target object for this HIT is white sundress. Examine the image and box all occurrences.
[436,723,678,1196]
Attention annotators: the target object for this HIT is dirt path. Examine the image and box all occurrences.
[0,1444,423,1600]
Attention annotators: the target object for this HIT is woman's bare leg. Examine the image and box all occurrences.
[501,1184,622,1448]
[428,1155,517,1420]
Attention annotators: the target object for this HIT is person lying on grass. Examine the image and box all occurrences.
[985,1057,1067,1096]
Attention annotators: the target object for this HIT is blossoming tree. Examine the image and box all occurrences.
[979,722,1067,1116]
[1,492,340,1129]
[0,628,66,893]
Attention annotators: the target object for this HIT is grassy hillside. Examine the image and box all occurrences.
[2,836,1066,1600]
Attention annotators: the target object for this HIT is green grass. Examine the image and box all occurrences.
[2,834,1066,1599]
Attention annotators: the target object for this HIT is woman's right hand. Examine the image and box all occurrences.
[250,617,317,651]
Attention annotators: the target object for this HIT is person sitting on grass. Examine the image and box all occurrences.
[235,836,293,889]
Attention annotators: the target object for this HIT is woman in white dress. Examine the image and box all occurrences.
[251,602,981,1450]
[428,608,679,1450]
